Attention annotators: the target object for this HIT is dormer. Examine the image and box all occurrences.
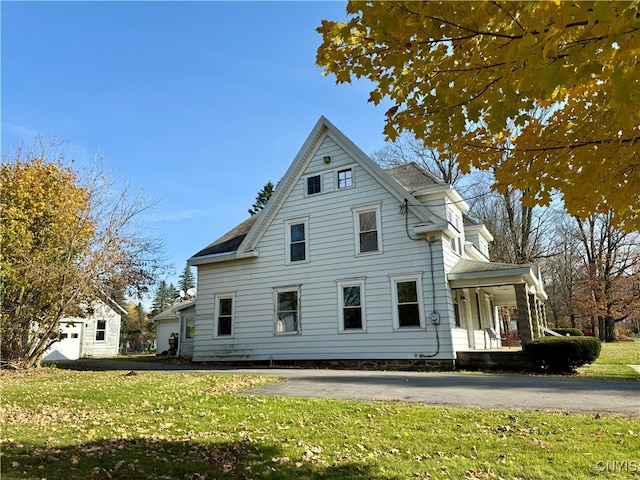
[463,214,494,261]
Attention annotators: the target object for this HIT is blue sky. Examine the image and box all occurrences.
[2,1,393,301]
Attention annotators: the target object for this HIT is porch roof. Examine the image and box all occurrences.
[448,259,547,301]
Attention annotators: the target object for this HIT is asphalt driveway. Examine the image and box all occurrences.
[66,358,639,416]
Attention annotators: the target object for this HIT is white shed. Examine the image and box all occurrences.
[43,298,123,361]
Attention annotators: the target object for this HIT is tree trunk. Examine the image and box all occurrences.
[604,317,618,342]
[598,316,606,341]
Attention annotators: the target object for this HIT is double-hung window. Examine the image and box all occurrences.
[354,205,382,255]
[337,279,365,332]
[285,218,309,264]
[95,320,106,341]
[275,287,301,334]
[215,294,234,337]
[391,275,425,329]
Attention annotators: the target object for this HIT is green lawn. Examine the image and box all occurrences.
[578,339,640,381]
[2,368,638,479]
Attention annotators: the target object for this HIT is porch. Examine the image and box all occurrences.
[448,259,548,350]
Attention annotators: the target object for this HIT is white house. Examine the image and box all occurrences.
[43,298,123,361]
[187,117,547,369]
[154,299,196,356]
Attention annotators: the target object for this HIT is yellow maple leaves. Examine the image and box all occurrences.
[317,1,640,231]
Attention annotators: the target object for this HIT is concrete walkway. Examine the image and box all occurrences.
[65,358,640,416]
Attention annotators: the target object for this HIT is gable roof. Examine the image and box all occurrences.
[238,117,442,251]
[189,116,445,266]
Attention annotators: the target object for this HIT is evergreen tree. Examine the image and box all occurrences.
[150,280,175,316]
[178,263,196,294]
[248,181,274,215]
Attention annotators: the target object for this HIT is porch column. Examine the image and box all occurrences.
[463,288,475,349]
[539,300,548,329]
[514,284,534,343]
[529,294,542,338]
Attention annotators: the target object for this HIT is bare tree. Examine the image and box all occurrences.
[467,171,552,265]
[371,133,464,186]
[1,140,167,368]
[574,212,640,342]
[544,216,582,328]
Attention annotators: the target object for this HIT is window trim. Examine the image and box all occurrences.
[390,274,425,330]
[214,293,235,338]
[274,286,301,335]
[95,319,107,342]
[353,204,383,256]
[284,217,309,265]
[336,279,366,333]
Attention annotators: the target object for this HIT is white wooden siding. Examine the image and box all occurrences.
[156,318,179,353]
[193,135,456,362]
[80,301,121,357]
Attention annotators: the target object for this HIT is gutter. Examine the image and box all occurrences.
[187,249,259,266]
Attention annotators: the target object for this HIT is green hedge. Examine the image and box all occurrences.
[524,336,602,373]
[548,328,584,337]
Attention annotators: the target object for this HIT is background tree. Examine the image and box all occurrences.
[371,132,463,186]
[150,280,177,316]
[317,1,640,231]
[121,301,153,353]
[573,212,640,341]
[468,172,551,265]
[178,263,196,297]
[1,141,166,368]
[248,181,274,215]
[543,217,582,329]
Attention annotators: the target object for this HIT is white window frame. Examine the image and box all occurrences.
[214,293,235,338]
[336,167,354,190]
[390,274,425,330]
[274,286,301,335]
[353,204,383,256]
[337,279,366,333]
[285,218,309,264]
[95,319,107,342]
[304,173,323,196]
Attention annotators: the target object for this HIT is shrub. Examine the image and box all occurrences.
[524,336,602,373]
[548,328,584,337]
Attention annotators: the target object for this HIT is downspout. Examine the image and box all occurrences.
[419,237,440,358]
[176,312,182,357]
[402,199,441,358]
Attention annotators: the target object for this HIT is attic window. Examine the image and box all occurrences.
[337,168,353,189]
[307,175,321,195]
